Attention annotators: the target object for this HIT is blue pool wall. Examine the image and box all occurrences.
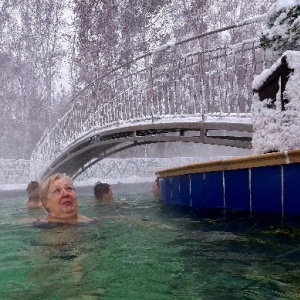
[159,163,300,218]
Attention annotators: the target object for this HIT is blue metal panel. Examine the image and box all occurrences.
[224,169,250,212]
[251,165,282,215]
[159,160,300,219]
[283,163,300,217]
[160,177,172,205]
[205,171,224,209]
[171,177,181,205]
[179,175,190,206]
[190,173,205,208]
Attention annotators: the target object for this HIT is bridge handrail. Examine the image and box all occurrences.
[31,14,272,164]
[65,14,267,109]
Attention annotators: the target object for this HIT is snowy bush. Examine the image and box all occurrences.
[260,0,300,58]
[252,51,300,154]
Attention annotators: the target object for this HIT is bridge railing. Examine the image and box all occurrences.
[32,15,274,163]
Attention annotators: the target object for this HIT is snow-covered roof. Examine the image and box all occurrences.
[252,50,300,154]
[252,50,300,91]
[273,0,300,11]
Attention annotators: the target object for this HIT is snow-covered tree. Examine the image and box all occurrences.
[260,0,300,58]
[0,0,72,158]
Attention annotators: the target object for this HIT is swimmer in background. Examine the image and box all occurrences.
[93,182,114,202]
[152,178,160,199]
[26,180,43,209]
[36,173,92,224]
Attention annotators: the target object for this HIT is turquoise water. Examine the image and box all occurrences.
[0,187,300,299]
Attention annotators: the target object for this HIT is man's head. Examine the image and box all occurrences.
[94,182,113,201]
[26,180,41,202]
[152,178,160,198]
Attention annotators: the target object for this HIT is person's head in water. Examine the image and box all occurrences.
[39,173,91,223]
[26,180,43,209]
[94,182,113,202]
[152,178,160,199]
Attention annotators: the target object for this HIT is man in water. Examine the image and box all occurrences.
[93,182,113,202]
[152,178,160,199]
[26,180,43,209]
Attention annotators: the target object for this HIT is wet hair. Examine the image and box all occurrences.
[94,182,110,200]
[40,173,74,206]
[26,181,39,193]
[26,181,40,202]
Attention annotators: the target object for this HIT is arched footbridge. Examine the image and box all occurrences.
[37,118,253,180]
[31,15,273,180]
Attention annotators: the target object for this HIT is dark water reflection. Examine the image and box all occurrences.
[0,186,300,299]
